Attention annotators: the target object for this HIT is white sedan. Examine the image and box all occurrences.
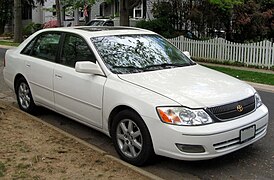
[3,26,268,166]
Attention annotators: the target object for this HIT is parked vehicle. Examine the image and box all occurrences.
[86,19,114,26]
[3,26,268,166]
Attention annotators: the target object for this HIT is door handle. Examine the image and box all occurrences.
[26,64,31,67]
[55,74,62,78]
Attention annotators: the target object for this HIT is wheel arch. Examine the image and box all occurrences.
[108,104,156,165]
[108,105,142,137]
[14,73,26,90]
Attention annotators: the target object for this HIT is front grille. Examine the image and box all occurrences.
[208,96,255,120]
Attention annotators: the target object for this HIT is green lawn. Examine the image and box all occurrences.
[204,65,274,85]
[0,40,20,47]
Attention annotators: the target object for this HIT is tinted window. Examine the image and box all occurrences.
[60,34,96,67]
[104,21,114,26]
[87,20,105,26]
[31,33,61,61]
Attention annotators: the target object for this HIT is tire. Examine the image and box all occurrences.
[111,110,155,166]
[15,77,36,113]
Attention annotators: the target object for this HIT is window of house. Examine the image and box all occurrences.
[53,5,57,16]
[133,4,142,18]
[60,34,96,68]
[22,4,32,20]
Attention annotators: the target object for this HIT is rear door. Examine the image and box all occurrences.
[21,32,61,108]
[53,33,106,128]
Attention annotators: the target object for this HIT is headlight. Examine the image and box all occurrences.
[157,107,213,126]
[255,92,262,108]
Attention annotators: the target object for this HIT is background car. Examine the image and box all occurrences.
[85,19,114,26]
[3,26,268,166]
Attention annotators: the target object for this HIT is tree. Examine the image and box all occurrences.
[209,0,243,10]
[208,0,244,40]
[14,0,22,42]
[55,0,61,27]
[61,0,96,25]
[0,0,12,35]
[120,0,141,26]
[14,0,46,43]
[233,0,274,42]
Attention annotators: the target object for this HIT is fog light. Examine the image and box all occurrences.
[176,143,205,153]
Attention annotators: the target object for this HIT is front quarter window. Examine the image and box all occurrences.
[91,34,195,74]
[21,38,36,55]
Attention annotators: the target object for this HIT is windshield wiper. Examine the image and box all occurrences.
[112,65,145,73]
[143,63,188,70]
[112,65,143,69]
[112,63,195,73]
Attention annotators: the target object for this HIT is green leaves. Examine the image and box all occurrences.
[61,0,96,8]
[209,0,244,10]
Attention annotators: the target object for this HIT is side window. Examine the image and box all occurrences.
[31,33,61,62]
[60,34,96,68]
[21,38,36,55]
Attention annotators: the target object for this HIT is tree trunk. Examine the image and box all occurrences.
[55,0,61,27]
[120,0,129,26]
[143,0,146,19]
[14,0,23,43]
[0,23,5,35]
[74,8,79,26]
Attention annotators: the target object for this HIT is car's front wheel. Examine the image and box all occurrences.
[111,110,155,166]
[15,77,36,113]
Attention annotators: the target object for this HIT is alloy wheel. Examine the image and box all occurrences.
[116,119,143,158]
[18,82,31,110]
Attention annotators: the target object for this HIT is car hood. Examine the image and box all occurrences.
[117,65,255,108]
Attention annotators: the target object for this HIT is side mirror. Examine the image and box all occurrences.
[183,51,191,59]
[75,61,104,76]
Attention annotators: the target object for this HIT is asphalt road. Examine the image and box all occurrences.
[1,48,273,179]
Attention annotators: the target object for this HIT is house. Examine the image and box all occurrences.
[90,0,155,19]
[4,0,157,33]
[30,0,157,26]
[31,0,86,27]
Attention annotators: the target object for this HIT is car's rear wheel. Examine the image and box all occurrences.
[15,77,36,113]
[111,110,155,166]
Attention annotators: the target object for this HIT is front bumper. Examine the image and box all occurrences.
[144,104,268,161]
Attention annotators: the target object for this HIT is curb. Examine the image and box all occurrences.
[199,62,274,74]
[4,101,163,180]
[0,45,15,49]
[247,82,274,93]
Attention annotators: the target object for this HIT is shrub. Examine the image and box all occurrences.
[1,32,13,39]
[136,18,176,38]
[23,22,43,37]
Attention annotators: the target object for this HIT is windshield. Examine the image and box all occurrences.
[91,34,195,74]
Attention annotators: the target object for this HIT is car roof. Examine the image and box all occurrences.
[38,26,156,38]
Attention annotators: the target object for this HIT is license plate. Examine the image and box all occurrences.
[240,125,256,143]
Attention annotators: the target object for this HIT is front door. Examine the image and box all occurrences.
[53,33,106,128]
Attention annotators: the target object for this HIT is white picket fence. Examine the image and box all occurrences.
[169,36,274,69]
